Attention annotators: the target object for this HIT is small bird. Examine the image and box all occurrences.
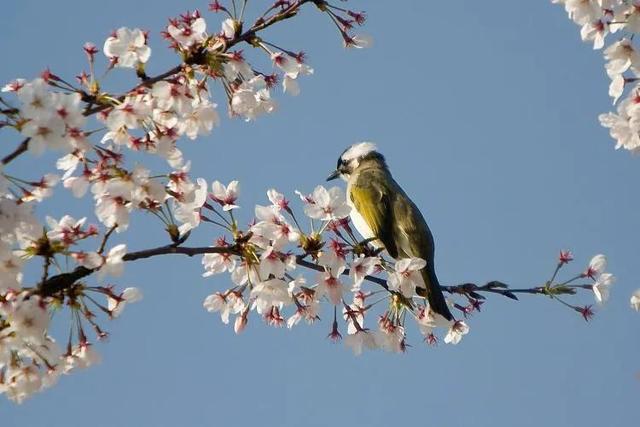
[327,142,454,321]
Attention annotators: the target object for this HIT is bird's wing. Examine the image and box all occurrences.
[349,172,399,258]
[392,196,435,262]
[392,192,453,320]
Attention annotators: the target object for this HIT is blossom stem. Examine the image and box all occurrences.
[549,262,563,284]
[239,0,248,21]
[97,226,117,254]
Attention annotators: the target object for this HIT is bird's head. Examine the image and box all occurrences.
[326,142,385,181]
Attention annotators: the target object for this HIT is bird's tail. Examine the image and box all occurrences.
[417,267,454,321]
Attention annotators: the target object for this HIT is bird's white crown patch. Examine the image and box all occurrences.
[341,142,377,162]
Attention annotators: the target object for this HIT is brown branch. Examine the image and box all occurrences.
[1,137,29,165]
[37,244,236,296]
[36,243,570,303]
[83,65,184,117]
[228,0,312,49]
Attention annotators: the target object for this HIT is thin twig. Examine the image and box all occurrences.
[97,226,118,254]
[1,137,29,165]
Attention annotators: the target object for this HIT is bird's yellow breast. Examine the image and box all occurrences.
[347,178,384,248]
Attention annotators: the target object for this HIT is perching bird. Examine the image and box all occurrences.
[327,142,454,321]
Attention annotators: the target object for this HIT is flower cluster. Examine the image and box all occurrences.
[554,0,640,153]
[0,283,141,403]
[0,0,372,403]
[0,210,142,403]
[0,165,144,403]
[201,184,472,353]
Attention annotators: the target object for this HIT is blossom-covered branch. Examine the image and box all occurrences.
[554,0,640,154]
[35,240,595,301]
[0,0,372,403]
[0,0,625,406]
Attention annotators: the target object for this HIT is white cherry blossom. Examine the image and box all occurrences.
[444,320,470,345]
[98,244,127,279]
[302,186,351,221]
[349,256,378,291]
[387,257,426,298]
[592,272,615,304]
[344,330,376,355]
[103,27,151,68]
[631,289,640,311]
[315,269,347,305]
[202,251,236,277]
[107,287,143,318]
[249,278,292,315]
[210,180,239,211]
[203,291,245,324]
[167,17,207,48]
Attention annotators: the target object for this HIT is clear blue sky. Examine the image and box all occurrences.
[3,1,638,425]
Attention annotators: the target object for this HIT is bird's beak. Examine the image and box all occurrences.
[326,170,340,181]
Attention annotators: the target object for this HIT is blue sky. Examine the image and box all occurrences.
[2,1,638,425]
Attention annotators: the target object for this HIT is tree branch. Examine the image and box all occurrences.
[37,244,235,296]
[37,243,570,303]
[2,0,317,164]
[1,137,29,165]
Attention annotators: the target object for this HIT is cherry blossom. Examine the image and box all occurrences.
[553,1,640,153]
[203,291,245,324]
[249,278,292,315]
[349,256,378,290]
[584,254,607,279]
[444,320,470,345]
[267,189,290,211]
[599,98,640,153]
[374,316,405,353]
[347,33,373,49]
[221,18,237,39]
[45,215,88,245]
[167,15,207,49]
[301,185,351,221]
[287,299,320,328]
[64,343,102,372]
[417,306,453,339]
[173,178,208,235]
[16,78,53,119]
[592,273,616,304]
[230,75,277,120]
[202,251,236,276]
[210,180,239,211]
[271,52,314,96]
[315,268,347,305]
[631,289,640,311]
[344,330,376,355]
[107,287,143,318]
[103,27,151,68]
[182,100,220,139]
[387,257,427,298]
[98,244,127,279]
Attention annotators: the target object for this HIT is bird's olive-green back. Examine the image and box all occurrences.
[349,166,436,263]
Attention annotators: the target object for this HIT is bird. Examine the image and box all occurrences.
[326,142,454,321]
